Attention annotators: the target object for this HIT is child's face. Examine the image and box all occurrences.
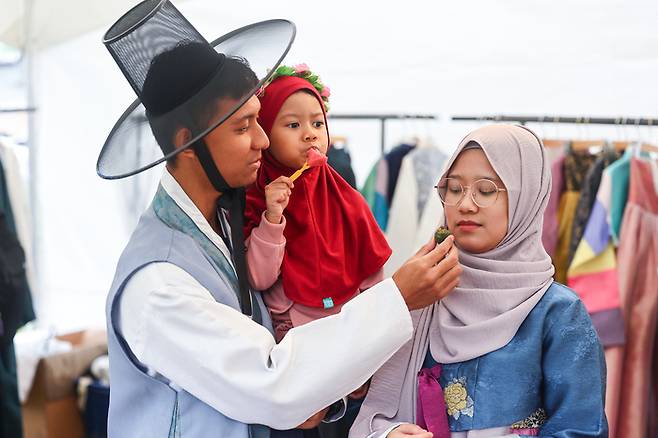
[443,148,509,254]
[268,90,329,169]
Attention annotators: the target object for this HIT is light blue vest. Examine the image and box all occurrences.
[106,187,273,437]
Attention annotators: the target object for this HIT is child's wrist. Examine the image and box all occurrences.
[265,211,282,224]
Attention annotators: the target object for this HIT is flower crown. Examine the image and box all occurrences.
[264,63,331,112]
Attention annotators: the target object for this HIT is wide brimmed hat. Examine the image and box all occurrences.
[97,0,295,179]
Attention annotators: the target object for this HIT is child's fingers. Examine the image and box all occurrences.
[273,176,294,189]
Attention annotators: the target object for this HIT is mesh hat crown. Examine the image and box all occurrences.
[97,0,295,179]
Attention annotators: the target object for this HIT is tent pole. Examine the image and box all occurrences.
[25,0,41,314]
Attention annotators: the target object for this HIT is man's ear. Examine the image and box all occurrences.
[173,127,196,161]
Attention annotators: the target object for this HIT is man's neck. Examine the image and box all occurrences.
[167,166,222,234]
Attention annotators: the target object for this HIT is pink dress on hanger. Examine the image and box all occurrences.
[615,157,658,438]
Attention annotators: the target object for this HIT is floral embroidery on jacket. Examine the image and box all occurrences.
[510,408,547,428]
[443,377,474,419]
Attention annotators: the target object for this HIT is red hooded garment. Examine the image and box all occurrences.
[244,76,391,308]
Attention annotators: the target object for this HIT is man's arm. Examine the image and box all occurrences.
[119,236,459,429]
[120,262,412,430]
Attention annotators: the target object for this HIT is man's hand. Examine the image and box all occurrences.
[387,423,433,437]
[264,176,293,224]
[348,381,369,399]
[393,235,461,310]
[296,407,329,429]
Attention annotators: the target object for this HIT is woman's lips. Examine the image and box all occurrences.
[457,221,481,232]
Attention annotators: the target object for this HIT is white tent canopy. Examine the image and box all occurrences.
[2,0,658,332]
[0,0,187,50]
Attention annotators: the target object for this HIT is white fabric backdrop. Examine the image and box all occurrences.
[15,0,658,331]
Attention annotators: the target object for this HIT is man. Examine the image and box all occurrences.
[98,2,461,437]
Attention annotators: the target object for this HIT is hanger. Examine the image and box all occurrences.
[569,117,605,153]
[639,143,658,154]
[330,135,348,149]
[540,116,567,148]
[543,139,568,149]
[637,118,658,156]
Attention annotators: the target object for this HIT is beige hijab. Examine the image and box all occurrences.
[431,124,555,363]
[350,124,555,437]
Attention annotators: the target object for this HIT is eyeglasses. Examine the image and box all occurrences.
[435,177,507,208]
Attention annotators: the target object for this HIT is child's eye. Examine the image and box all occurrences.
[287,122,300,128]
[313,121,325,128]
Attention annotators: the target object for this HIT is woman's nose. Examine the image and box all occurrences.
[458,187,478,212]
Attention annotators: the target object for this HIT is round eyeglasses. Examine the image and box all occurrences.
[435,177,507,208]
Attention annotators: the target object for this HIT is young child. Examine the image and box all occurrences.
[244,64,391,343]
[351,125,608,438]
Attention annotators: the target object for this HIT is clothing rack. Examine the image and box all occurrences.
[0,108,36,114]
[451,115,658,126]
[329,114,438,153]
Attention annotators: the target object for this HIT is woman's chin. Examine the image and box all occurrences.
[455,237,494,254]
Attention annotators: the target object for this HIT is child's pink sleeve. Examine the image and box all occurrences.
[245,212,286,291]
[359,268,385,291]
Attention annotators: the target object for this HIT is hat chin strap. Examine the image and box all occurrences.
[193,139,254,319]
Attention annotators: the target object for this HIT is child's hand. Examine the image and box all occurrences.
[387,424,433,437]
[264,176,293,224]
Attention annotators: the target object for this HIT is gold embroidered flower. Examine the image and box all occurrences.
[444,381,468,415]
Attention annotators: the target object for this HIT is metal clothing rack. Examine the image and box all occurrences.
[451,115,658,126]
[329,113,438,153]
[0,108,36,114]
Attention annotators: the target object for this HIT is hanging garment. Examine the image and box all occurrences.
[567,153,626,437]
[384,143,416,206]
[553,151,599,283]
[0,138,35,294]
[361,158,389,230]
[614,157,658,438]
[0,345,22,438]
[0,152,34,333]
[0,157,33,438]
[542,153,566,257]
[567,151,620,265]
[568,153,625,346]
[544,144,567,166]
[384,145,447,276]
[327,145,357,189]
[607,149,633,245]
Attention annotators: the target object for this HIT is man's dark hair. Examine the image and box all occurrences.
[141,42,259,167]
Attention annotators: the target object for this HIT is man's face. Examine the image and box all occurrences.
[203,95,269,188]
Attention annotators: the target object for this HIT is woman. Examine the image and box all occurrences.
[350,125,607,438]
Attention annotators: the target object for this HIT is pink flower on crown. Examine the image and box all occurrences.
[321,86,331,98]
[294,63,310,74]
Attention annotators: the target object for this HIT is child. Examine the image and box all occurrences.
[244,64,392,344]
[243,65,393,432]
[351,125,608,438]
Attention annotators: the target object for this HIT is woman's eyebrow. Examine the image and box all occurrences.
[448,173,500,181]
